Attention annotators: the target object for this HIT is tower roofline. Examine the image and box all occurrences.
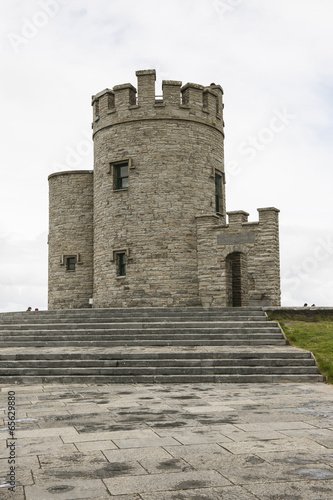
[91,69,224,136]
[48,170,93,181]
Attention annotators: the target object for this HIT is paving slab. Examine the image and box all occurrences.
[62,428,158,443]
[164,442,231,460]
[103,446,173,463]
[235,420,318,431]
[16,426,79,439]
[104,470,232,495]
[0,467,33,486]
[140,485,258,499]
[112,436,181,449]
[253,450,333,466]
[38,450,107,469]
[0,455,39,471]
[218,462,333,485]
[75,439,119,452]
[220,437,326,455]
[0,382,332,498]
[24,479,110,500]
[245,480,333,499]
[153,429,234,445]
[179,451,265,471]
[0,485,25,500]
[34,458,148,483]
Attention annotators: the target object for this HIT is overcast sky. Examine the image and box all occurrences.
[1,0,332,312]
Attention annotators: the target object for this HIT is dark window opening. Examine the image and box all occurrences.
[215,172,222,213]
[117,253,126,276]
[66,257,76,271]
[115,162,129,190]
[108,93,115,109]
[226,252,247,307]
[230,254,242,307]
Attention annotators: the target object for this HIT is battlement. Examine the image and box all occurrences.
[91,69,224,135]
[227,208,280,227]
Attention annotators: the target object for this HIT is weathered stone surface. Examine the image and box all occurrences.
[25,479,110,500]
[48,171,93,309]
[140,486,258,499]
[217,231,256,245]
[48,69,280,309]
[1,382,333,497]
[104,470,231,495]
[246,480,333,499]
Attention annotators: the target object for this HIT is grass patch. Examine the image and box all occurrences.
[267,313,333,384]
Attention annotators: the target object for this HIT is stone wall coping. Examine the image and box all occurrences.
[181,82,205,91]
[227,210,249,216]
[203,87,220,97]
[162,80,182,86]
[92,88,113,104]
[113,83,137,92]
[264,307,333,311]
[136,69,156,77]
[197,220,262,230]
[48,170,93,180]
[257,207,280,213]
[264,307,333,319]
[209,84,224,94]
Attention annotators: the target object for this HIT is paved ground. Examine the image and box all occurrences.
[1,382,333,499]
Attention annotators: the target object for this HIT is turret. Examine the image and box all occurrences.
[91,69,225,308]
[91,70,224,138]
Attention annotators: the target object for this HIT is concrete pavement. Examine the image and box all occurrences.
[1,382,333,499]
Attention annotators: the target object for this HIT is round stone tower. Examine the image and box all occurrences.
[91,69,225,307]
[48,170,93,309]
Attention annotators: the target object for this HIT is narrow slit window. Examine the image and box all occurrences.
[215,172,223,213]
[117,253,126,276]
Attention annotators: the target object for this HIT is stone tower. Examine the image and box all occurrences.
[48,69,280,309]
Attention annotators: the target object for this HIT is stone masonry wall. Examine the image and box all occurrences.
[48,171,93,309]
[47,69,280,309]
[196,208,281,307]
[92,70,226,307]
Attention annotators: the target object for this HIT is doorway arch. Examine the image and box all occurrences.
[226,252,247,307]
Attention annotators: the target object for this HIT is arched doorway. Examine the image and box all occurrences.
[226,252,247,307]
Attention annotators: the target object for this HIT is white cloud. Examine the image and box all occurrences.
[0,233,47,312]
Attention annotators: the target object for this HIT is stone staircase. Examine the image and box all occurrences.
[0,307,323,384]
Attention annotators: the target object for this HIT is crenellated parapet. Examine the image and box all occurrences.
[49,68,280,310]
[91,69,224,136]
[195,207,281,307]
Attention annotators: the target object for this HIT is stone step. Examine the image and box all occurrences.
[0,307,323,384]
[0,330,284,339]
[0,337,286,347]
[0,338,286,345]
[0,314,268,324]
[0,329,283,337]
[0,321,279,330]
[0,374,323,384]
[0,365,321,376]
[0,334,284,342]
[0,309,268,324]
[0,351,313,360]
[0,306,265,315]
[0,358,316,368]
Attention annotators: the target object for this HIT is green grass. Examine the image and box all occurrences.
[267,313,333,384]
